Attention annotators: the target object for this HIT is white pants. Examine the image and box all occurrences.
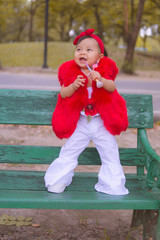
[44,115,129,195]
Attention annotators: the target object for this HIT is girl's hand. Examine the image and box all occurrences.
[72,75,86,90]
[90,70,102,82]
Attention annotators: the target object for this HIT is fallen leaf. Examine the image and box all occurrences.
[32,223,41,228]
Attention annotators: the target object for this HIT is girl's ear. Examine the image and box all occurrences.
[100,53,104,59]
[97,53,104,63]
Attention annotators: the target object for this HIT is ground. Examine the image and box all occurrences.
[0,68,160,240]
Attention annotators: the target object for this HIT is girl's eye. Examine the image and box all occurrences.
[77,48,81,51]
[87,49,92,52]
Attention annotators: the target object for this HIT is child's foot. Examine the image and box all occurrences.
[47,183,66,193]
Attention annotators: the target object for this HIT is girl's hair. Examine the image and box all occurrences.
[76,35,108,57]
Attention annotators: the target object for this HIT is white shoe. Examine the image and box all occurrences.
[47,183,66,193]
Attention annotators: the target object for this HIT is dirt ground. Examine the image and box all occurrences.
[0,68,160,240]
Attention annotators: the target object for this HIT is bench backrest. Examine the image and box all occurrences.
[0,89,153,172]
[0,89,153,128]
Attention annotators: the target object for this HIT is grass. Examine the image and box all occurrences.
[0,41,75,69]
[0,40,160,71]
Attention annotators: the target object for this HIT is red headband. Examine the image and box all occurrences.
[73,29,104,54]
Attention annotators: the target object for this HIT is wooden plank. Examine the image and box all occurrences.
[0,170,45,190]
[0,89,153,128]
[0,145,144,166]
[0,89,58,125]
[122,94,153,128]
[0,172,160,210]
[0,171,146,191]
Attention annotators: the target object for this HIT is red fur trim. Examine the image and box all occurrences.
[94,57,119,80]
[96,90,128,135]
[52,57,128,139]
[58,60,83,86]
[52,95,82,139]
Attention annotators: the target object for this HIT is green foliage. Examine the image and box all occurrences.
[0,0,159,44]
[0,0,29,42]
[49,0,82,41]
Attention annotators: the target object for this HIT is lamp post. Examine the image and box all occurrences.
[42,0,49,68]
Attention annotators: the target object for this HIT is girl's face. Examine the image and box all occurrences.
[74,38,104,71]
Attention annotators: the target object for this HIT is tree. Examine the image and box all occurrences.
[87,0,104,37]
[79,0,127,46]
[152,0,160,8]
[11,2,28,42]
[150,0,160,45]
[27,0,44,41]
[0,0,7,42]
[82,0,110,40]
[0,0,29,42]
[49,0,81,41]
[121,0,146,74]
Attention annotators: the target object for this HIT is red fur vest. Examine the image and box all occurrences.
[52,57,129,139]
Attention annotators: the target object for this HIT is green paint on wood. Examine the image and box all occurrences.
[0,89,159,239]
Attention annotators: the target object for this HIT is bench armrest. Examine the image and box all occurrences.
[138,128,160,189]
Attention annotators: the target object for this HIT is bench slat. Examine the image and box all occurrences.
[122,94,153,128]
[0,170,145,191]
[0,171,159,210]
[0,89,153,128]
[0,89,57,125]
[0,145,144,166]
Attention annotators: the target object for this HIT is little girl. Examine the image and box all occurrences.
[44,29,129,195]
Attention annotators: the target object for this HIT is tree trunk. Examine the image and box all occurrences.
[0,61,2,69]
[28,0,43,42]
[131,210,159,240]
[29,13,34,41]
[142,35,147,49]
[17,23,26,42]
[123,0,129,43]
[121,0,146,74]
[93,5,103,38]
[59,22,65,41]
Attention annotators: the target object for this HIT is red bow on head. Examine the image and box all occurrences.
[73,28,104,54]
[73,29,94,45]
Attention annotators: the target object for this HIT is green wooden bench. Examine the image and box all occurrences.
[0,89,160,239]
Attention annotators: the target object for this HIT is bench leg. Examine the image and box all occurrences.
[131,210,159,240]
[156,210,160,240]
[131,209,143,227]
